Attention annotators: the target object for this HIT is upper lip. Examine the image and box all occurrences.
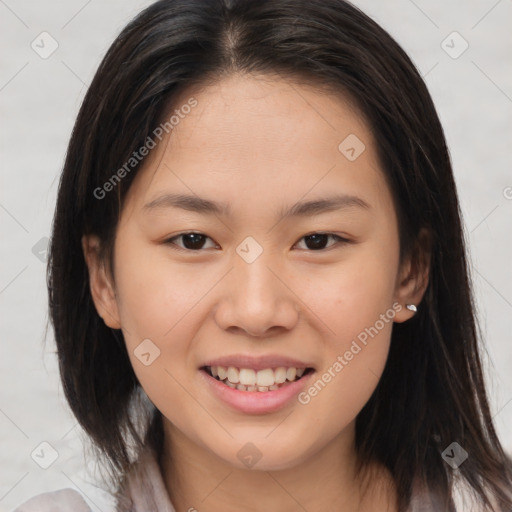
[201,354,315,372]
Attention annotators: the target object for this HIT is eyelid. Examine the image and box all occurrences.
[164,232,218,251]
[164,231,352,252]
[293,232,350,250]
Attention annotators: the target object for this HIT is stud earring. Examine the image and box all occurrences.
[406,304,417,313]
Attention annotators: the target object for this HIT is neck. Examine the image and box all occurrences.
[160,419,396,512]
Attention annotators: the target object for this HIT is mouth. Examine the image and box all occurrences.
[201,365,315,393]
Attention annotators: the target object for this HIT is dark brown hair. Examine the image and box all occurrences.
[47,0,512,510]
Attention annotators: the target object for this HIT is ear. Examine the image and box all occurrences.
[81,234,121,329]
[393,227,431,323]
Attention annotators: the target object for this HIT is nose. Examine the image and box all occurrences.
[213,252,300,338]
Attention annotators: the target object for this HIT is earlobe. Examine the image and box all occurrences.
[81,234,121,329]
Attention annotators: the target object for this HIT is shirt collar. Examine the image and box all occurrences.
[119,446,176,512]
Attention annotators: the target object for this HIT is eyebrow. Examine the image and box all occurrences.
[143,192,370,219]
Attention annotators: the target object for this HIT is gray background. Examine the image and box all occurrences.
[1,0,511,510]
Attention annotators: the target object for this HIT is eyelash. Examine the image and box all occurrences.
[163,232,351,252]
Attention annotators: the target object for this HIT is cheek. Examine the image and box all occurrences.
[294,240,399,343]
[113,241,210,342]
[112,242,204,417]
[297,315,393,439]
[112,241,222,403]
[292,243,398,419]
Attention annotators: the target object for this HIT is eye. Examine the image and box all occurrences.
[164,231,350,252]
[294,232,349,251]
[165,232,218,251]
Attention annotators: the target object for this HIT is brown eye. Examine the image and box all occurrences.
[295,233,348,251]
[165,232,217,251]
[164,231,349,252]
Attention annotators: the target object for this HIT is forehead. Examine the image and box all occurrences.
[122,73,392,221]
[167,73,369,160]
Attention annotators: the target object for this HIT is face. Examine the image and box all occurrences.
[84,73,424,472]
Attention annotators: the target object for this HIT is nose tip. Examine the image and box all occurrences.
[214,266,301,337]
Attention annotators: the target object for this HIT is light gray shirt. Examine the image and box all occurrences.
[12,446,482,511]
[12,447,177,512]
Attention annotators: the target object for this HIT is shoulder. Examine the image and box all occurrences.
[12,488,91,512]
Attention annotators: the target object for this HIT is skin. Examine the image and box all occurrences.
[83,72,430,512]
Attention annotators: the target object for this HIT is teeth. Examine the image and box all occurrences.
[207,365,308,391]
[275,367,287,384]
[286,367,296,381]
[227,366,239,384]
[256,368,275,387]
[239,368,257,386]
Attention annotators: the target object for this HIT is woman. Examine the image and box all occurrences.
[15,0,512,510]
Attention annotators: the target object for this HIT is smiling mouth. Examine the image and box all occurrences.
[202,365,315,392]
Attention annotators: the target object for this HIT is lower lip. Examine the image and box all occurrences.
[198,368,315,415]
